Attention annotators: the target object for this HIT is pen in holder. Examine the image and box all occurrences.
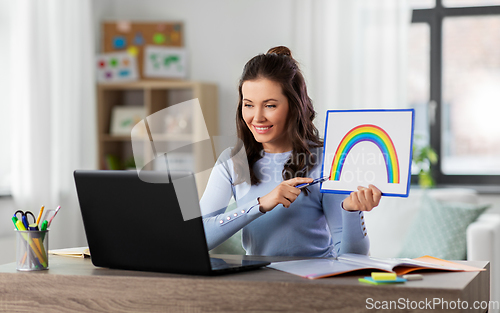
[15,229,49,271]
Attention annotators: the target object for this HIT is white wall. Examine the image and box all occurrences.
[93,0,294,137]
[91,0,500,219]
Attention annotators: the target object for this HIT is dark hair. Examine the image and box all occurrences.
[233,46,323,187]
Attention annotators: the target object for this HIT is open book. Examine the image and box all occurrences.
[268,253,485,279]
[48,246,91,258]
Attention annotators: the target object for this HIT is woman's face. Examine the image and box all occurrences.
[241,78,291,153]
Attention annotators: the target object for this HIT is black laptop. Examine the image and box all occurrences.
[73,170,269,275]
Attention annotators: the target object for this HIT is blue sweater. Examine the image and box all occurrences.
[200,147,369,257]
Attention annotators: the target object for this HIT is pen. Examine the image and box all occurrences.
[21,214,29,229]
[12,216,28,267]
[12,216,18,227]
[40,220,48,243]
[296,176,331,189]
[41,220,48,231]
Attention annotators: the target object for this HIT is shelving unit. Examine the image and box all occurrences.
[96,80,218,194]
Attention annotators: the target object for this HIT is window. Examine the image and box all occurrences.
[408,22,431,175]
[411,0,500,185]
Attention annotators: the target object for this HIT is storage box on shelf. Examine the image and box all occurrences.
[97,80,218,194]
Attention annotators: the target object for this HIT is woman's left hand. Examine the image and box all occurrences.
[342,184,382,212]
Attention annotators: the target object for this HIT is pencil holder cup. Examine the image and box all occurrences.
[15,230,49,271]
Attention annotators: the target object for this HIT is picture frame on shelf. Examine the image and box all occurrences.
[144,46,188,79]
[96,52,139,83]
[110,106,146,136]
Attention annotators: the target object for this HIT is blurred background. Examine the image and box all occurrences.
[1,0,500,264]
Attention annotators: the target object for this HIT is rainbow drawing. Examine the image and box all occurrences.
[330,124,400,184]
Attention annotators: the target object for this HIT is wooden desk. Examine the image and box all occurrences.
[0,255,490,313]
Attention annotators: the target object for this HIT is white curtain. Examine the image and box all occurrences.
[0,0,12,195]
[10,0,96,248]
[292,0,410,134]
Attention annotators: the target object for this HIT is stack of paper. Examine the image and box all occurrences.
[48,247,90,258]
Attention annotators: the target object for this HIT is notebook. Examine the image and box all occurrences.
[73,170,269,275]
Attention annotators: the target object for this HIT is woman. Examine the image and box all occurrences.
[200,46,381,257]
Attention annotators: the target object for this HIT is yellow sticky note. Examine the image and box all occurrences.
[371,272,397,281]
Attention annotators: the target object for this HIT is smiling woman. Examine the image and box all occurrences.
[200,46,382,257]
[241,79,290,153]
[235,46,322,186]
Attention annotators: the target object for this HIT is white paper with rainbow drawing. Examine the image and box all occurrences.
[320,109,414,197]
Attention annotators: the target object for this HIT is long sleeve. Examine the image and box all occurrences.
[200,150,265,250]
[200,146,369,257]
[323,193,370,256]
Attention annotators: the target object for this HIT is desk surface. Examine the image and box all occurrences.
[0,255,490,313]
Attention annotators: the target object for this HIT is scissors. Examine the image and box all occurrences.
[14,210,38,230]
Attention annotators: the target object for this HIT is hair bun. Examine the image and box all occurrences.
[267,46,292,58]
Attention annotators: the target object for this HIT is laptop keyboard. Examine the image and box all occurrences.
[210,258,243,271]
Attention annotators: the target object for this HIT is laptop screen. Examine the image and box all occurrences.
[74,170,213,274]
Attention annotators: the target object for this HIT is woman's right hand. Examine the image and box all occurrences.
[258,177,314,213]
